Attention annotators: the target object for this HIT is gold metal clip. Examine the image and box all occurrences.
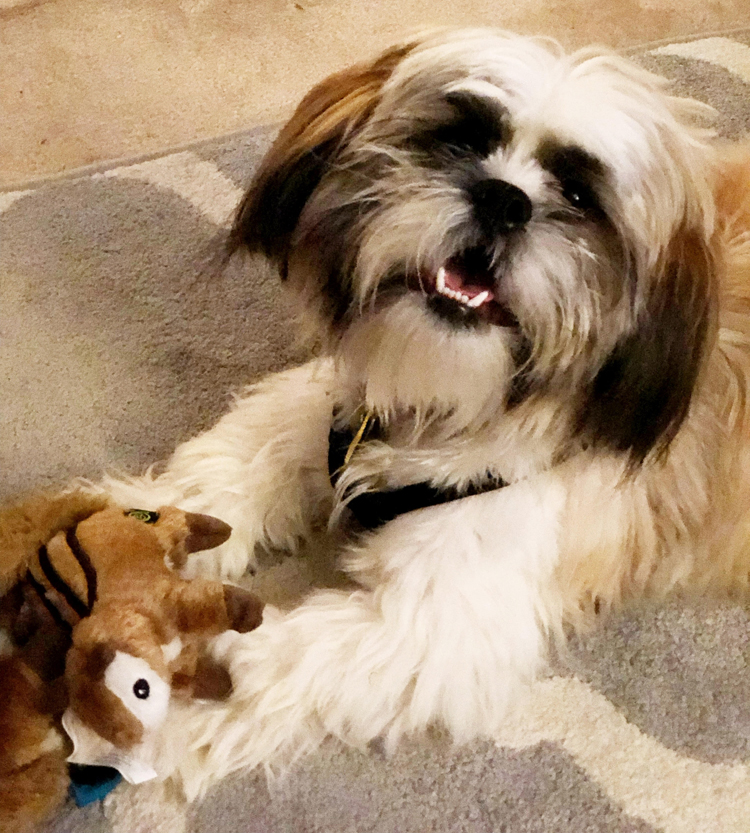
[343,409,374,467]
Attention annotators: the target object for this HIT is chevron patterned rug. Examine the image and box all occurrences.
[3,30,750,833]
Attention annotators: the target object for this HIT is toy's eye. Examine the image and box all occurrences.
[125,509,160,524]
[133,679,150,699]
[105,652,170,728]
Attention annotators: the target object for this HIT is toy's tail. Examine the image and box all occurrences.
[0,491,109,595]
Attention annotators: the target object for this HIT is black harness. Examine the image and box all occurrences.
[328,414,508,530]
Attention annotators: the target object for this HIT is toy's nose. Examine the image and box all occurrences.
[184,513,232,553]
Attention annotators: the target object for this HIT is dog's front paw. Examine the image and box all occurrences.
[180,537,258,581]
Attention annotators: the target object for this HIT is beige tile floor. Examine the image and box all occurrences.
[2,0,750,187]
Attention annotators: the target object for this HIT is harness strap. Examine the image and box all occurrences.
[328,416,507,530]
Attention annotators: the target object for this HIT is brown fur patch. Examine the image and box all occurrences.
[0,749,69,833]
[558,146,750,624]
[65,642,144,749]
[166,579,228,633]
[577,223,717,466]
[0,491,109,595]
[231,42,413,269]
[0,658,50,774]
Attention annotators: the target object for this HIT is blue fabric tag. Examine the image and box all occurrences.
[68,764,122,807]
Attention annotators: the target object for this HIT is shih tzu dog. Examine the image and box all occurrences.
[105,29,750,796]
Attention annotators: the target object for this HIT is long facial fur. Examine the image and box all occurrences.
[233,29,719,480]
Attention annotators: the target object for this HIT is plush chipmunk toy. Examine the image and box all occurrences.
[0,491,264,833]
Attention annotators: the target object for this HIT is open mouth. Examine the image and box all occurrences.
[409,247,517,328]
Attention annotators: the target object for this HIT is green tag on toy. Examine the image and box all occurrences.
[125,509,160,524]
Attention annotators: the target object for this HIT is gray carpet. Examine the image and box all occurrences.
[3,31,750,833]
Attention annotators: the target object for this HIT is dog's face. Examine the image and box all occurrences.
[234,30,718,466]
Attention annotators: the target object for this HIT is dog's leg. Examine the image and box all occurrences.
[101,359,336,578]
[161,473,566,798]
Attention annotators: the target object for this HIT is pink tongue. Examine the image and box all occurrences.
[442,262,495,301]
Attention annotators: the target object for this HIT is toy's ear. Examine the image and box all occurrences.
[172,654,233,701]
[184,512,232,553]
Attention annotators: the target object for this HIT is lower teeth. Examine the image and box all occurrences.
[434,265,491,308]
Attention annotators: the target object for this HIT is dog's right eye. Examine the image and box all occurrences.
[407,93,509,159]
[440,94,509,156]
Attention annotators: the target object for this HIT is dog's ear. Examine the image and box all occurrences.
[230,43,413,274]
[578,226,716,467]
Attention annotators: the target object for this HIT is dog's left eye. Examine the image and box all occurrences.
[537,142,607,218]
[560,180,599,213]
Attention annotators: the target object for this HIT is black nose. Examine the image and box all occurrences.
[469,179,533,237]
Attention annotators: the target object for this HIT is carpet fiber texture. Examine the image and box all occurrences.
[2,31,750,833]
